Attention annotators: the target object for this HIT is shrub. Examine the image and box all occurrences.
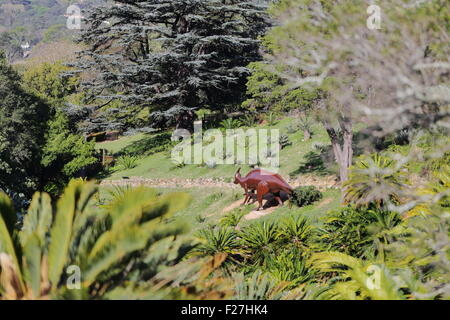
[195,214,206,223]
[285,121,300,134]
[241,113,258,127]
[343,153,408,208]
[279,134,292,149]
[220,118,242,130]
[265,249,313,287]
[318,206,403,258]
[219,209,246,228]
[171,158,186,169]
[193,226,240,266]
[277,216,313,249]
[291,186,323,207]
[205,159,217,168]
[115,155,139,170]
[239,222,280,265]
[265,112,277,126]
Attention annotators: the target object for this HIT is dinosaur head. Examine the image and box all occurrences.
[233,168,241,184]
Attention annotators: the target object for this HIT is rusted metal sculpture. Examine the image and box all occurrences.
[233,168,293,211]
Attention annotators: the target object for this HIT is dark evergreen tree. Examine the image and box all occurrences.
[0,52,50,197]
[75,0,270,130]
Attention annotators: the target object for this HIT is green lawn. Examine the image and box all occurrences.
[98,185,247,233]
[96,117,339,180]
[95,133,148,154]
[241,188,342,228]
[94,116,346,235]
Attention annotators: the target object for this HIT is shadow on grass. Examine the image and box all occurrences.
[290,151,335,177]
[353,126,411,153]
[289,125,408,178]
[117,132,172,157]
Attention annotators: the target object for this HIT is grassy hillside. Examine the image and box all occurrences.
[96,117,339,181]
[98,185,342,237]
[95,116,344,238]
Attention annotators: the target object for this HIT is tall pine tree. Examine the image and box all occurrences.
[75,0,270,130]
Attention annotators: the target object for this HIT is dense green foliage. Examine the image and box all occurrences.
[318,206,402,258]
[41,111,98,195]
[23,62,79,101]
[291,186,323,207]
[22,61,98,196]
[243,61,319,114]
[0,56,98,199]
[0,52,50,197]
[0,181,192,299]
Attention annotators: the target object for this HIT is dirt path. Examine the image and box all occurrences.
[100,177,240,189]
[219,198,279,220]
[99,175,339,191]
[221,199,244,213]
[243,207,279,220]
[100,175,339,221]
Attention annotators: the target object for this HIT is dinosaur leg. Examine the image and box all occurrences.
[242,188,249,206]
[249,190,257,204]
[242,193,249,205]
[256,181,269,211]
[243,195,249,205]
[274,192,283,206]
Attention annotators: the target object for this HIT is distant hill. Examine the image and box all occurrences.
[0,0,100,62]
[13,40,82,70]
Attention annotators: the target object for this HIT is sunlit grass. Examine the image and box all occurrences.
[96,117,337,180]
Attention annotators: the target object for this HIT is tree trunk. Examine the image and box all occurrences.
[322,116,353,184]
[303,129,311,141]
[175,110,195,132]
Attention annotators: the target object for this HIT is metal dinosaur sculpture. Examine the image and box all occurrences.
[233,168,294,211]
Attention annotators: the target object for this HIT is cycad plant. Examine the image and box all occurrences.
[0,180,191,299]
[343,153,409,208]
[279,134,292,149]
[312,252,404,300]
[193,226,241,267]
[239,222,279,265]
[241,114,258,127]
[386,209,450,299]
[318,206,404,259]
[115,155,139,170]
[220,118,242,130]
[265,249,313,288]
[407,164,450,217]
[233,271,288,300]
[219,209,245,229]
[298,116,313,140]
[277,216,313,250]
[101,185,132,208]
